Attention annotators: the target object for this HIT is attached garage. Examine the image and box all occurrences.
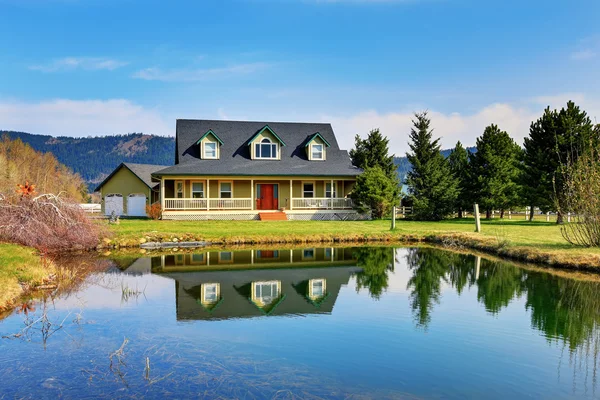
[105,194,124,216]
[127,193,147,217]
[94,163,168,217]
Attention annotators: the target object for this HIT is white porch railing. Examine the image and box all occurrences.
[291,198,353,209]
[164,198,252,210]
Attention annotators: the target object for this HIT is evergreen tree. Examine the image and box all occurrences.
[447,141,471,218]
[350,166,399,219]
[349,128,397,177]
[469,124,523,219]
[405,112,459,220]
[523,101,598,223]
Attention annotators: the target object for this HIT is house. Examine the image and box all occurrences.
[94,162,167,216]
[153,119,364,220]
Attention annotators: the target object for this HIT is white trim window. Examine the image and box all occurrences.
[204,142,217,159]
[325,182,337,198]
[219,251,233,263]
[202,283,220,304]
[220,182,232,198]
[175,181,184,199]
[192,182,204,198]
[311,143,324,160]
[254,281,280,305]
[255,138,278,159]
[309,278,326,299]
[303,182,314,198]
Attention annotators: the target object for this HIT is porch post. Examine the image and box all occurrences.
[251,179,254,210]
[330,179,334,209]
[289,179,293,210]
[207,179,210,211]
[160,177,165,217]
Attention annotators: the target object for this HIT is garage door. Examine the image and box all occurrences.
[127,194,147,217]
[105,194,124,216]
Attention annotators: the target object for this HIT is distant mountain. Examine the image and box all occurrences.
[394,146,477,189]
[0,131,175,189]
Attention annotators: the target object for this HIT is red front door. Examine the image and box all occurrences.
[257,184,278,210]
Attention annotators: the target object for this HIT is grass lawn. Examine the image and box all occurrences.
[105,218,600,266]
[0,244,52,311]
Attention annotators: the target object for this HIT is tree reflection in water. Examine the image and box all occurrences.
[404,247,600,392]
[352,247,396,300]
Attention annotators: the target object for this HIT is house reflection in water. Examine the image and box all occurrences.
[150,248,360,320]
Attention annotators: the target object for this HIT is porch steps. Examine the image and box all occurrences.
[259,212,288,221]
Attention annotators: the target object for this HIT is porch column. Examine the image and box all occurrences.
[330,179,334,209]
[251,179,254,210]
[207,179,210,211]
[160,177,165,217]
[289,179,293,210]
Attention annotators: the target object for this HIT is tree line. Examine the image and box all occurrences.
[350,101,600,224]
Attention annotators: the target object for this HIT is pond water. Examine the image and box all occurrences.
[1,246,600,399]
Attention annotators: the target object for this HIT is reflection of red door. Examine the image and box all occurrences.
[257,184,278,210]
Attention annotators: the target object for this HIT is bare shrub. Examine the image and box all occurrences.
[559,145,600,246]
[0,192,103,253]
[146,203,161,220]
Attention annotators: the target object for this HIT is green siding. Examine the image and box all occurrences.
[100,166,150,214]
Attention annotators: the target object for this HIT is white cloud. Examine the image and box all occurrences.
[0,98,171,137]
[29,57,129,72]
[132,62,271,82]
[570,50,596,61]
[324,93,600,156]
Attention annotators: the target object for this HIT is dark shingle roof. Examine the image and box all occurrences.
[94,163,168,192]
[153,119,361,177]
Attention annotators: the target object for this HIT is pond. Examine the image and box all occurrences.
[1,246,600,399]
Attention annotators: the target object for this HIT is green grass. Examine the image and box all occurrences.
[0,243,51,310]
[105,217,596,252]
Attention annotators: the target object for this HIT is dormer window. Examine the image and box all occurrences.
[255,138,278,159]
[196,129,224,160]
[311,144,323,160]
[305,132,330,161]
[204,142,217,159]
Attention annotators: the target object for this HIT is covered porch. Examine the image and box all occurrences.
[159,177,355,214]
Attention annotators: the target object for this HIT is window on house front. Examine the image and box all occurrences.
[303,248,315,259]
[192,253,204,263]
[325,182,337,198]
[220,182,232,198]
[255,138,277,159]
[192,182,204,198]
[204,142,217,159]
[176,181,184,199]
[303,183,314,198]
[311,144,323,160]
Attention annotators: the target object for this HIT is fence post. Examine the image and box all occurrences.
[508,210,512,220]
[546,212,550,222]
[474,203,481,233]
[391,206,396,230]
[568,212,571,223]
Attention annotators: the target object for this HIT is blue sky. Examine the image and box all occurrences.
[1,0,599,154]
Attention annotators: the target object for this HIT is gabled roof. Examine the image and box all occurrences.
[246,124,287,147]
[94,162,169,192]
[155,119,361,177]
[304,132,331,148]
[195,129,224,145]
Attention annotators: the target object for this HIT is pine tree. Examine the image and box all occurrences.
[469,124,523,219]
[405,112,459,220]
[448,141,471,218]
[523,101,598,223]
[350,128,397,177]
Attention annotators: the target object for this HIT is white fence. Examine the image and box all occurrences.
[291,198,354,210]
[79,203,101,213]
